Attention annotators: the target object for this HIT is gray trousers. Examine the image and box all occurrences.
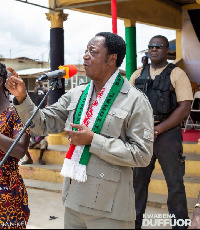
[64,207,135,229]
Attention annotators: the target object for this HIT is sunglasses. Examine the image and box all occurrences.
[148,44,168,50]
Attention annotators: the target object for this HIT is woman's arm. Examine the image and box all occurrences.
[0,132,30,159]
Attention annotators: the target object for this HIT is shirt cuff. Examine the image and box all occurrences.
[13,94,34,113]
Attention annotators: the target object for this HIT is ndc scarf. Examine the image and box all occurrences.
[60,70,124,182]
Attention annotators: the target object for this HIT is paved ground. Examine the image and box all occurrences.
[26,188,64,229]
[26,188,193,229]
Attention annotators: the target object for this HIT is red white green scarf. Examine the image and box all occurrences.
[60,70,124,182]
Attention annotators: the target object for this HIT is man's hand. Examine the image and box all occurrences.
[188,208,200,229]
[154,130,159,140]
[64,124,94,146]
[189,192,200,229]
[29,142,36,149]
[154,126,161,141]
[6,67,27,104]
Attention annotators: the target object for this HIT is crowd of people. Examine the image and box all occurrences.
[0,32,199,229]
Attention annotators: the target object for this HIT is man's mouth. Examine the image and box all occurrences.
[151,54,158,57]
[83,63,89,68]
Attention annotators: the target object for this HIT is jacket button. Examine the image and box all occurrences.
[100,173,104,178]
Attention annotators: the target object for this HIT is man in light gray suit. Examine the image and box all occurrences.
[6,32,154,229]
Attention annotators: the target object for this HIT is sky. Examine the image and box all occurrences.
[0,0,176,70]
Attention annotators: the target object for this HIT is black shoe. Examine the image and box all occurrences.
[39,158,46,165]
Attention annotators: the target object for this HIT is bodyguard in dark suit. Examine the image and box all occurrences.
[130,35,193,229]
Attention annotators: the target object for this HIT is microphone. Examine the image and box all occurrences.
[38,65,78,81]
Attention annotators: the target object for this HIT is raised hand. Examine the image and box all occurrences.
[5,67,27,104]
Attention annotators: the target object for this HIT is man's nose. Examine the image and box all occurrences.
[83,51,90,59]
[152,46,158,51]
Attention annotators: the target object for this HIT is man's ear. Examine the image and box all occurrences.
[166,47,170,55]
[108,54,117,66]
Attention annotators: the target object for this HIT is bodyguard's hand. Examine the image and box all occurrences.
[5,67,27,104]
[154,130,159,140]
[188,216,200,229]
[64,124,94,146]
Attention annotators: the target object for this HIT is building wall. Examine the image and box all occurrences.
[0,58,50,71]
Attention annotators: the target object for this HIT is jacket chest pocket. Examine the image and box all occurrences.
[77,164,121,212]
[100,107,128,138]
[65,102,77,130]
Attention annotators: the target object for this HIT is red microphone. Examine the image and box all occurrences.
[38,65,78,81]
[59,65,78,79]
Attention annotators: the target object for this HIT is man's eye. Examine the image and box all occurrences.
[84,49,97,56]
[90,50,97,55]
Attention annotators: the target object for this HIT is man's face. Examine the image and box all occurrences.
[142,57,148,66]
[83,36,110,80]
[148,37,169,64]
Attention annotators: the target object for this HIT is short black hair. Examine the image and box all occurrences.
[0,63,7,91]
[150,35,169,47]
[95,32,126,67]
[141,56,148,62]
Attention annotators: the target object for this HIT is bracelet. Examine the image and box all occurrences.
[195,203,200,208]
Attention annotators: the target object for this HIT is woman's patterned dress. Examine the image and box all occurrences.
[0,107,30,229]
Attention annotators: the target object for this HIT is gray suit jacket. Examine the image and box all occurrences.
[14,78,154,221]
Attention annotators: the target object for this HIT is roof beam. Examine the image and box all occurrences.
[156,0,182,12]
[182,3,200,9]
[55,0,133,11]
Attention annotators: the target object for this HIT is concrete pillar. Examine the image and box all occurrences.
[45,10,69,145]
[46,11,68,104]
[176,29,183,59]
[124,20,137,80]
[175,29,184,69]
